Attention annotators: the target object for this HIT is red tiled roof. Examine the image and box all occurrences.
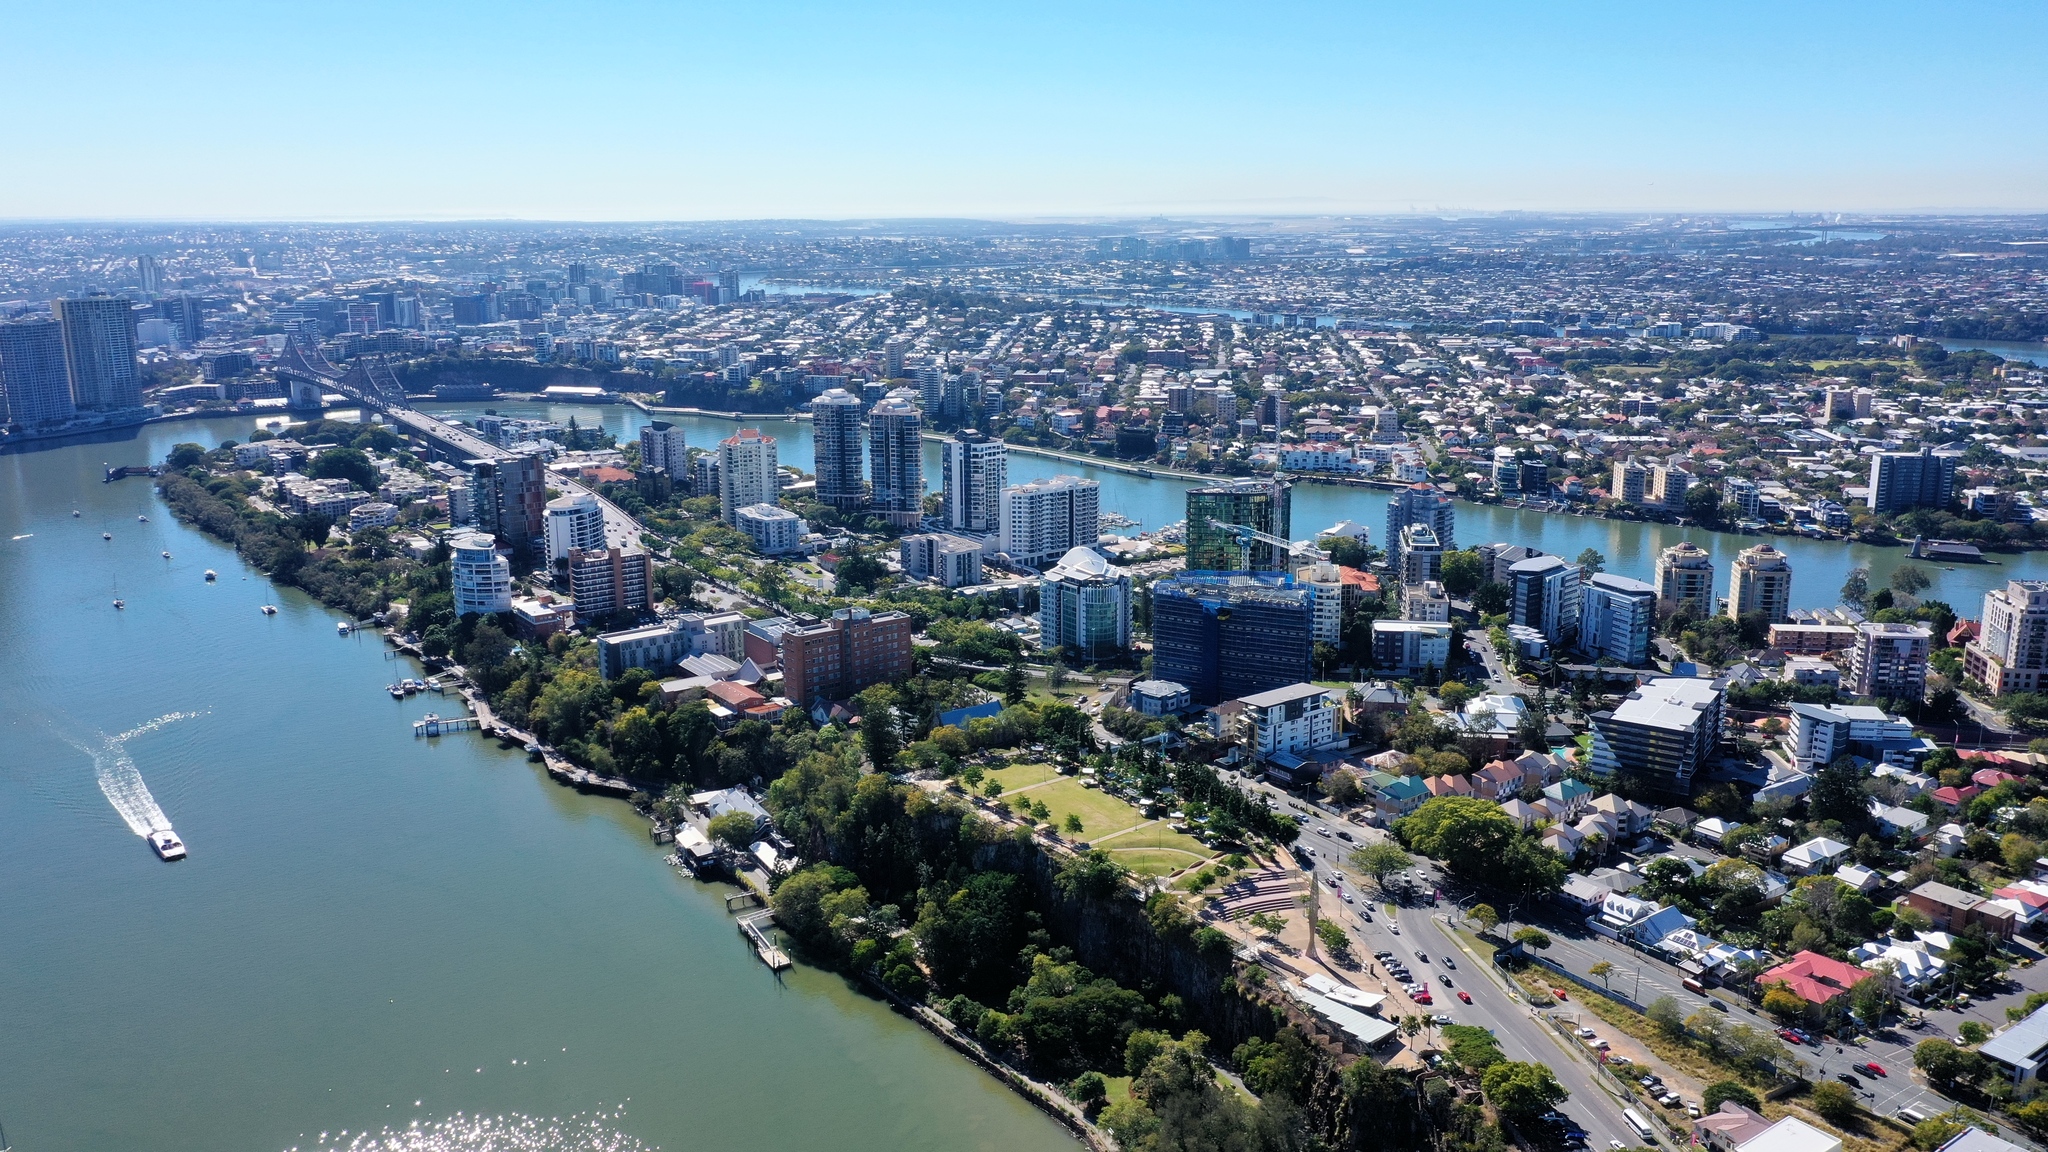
[581,466,635,484]
[1760,950,1867,1005]
[1337,566,1381,593]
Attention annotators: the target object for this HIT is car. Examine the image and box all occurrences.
[1778,1029,1803,1044]
[1434,1014,1455,1025]
[1374,950,1394,960]
[1687,1104,1701,1119]
[1316,825,1331,836]
[1413,992,1433,1005]
[1335,829,1354,841]
[1576,1027,1597,1039]
[1710,999,1730,1013]
[1442,957,1456,969]
[1458,990,1472,1004]
[1360,910,1373,922]
[1855,1062,1886,1077]
[1639,1076,1659,1088]
[1342,891,1354,904]
[1326,874,1341,888]
[1441,975,1454,987]
[1836,1072,1861,1088]
[1391,926,1400,935]
[1553,988,1569,1000]
[1659,1094,1681,1108]
[1415,952,1429,963]
[1593,1040,1611,1051]
[1611,1140,1626,1149]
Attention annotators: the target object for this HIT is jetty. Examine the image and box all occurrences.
[412,712,481,737]
[104,464,162,482]
[736,908,792,971]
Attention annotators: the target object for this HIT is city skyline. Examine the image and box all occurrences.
[1,0,2043,221]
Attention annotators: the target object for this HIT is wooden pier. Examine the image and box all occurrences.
[736,909,792,971]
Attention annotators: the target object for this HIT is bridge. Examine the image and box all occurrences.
[274,338,508,463]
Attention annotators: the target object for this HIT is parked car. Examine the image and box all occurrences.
[1687,1104,1701,1119]
[1576,1027,1597,1039]
[1553,988,1569,1000]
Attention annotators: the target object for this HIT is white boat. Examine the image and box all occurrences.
[112,599,125,609]
[72,509,81,517]
[137,515,149,522]
[161,551,172,559]
[336,621,352,635]
[389,684,407,699]
[260,605,278,615]
[204,569,217,581]
[148,829,186,860]
[102,532,112,540]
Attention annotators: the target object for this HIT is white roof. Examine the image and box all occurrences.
[1738,1115,1842,1152]
[1609,677,1720,734]
[1046,545,1113,579]
[1239,682,1331,709]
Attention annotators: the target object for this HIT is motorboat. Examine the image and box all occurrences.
[102,532,112,540]
[72,509,81,517]
[389,683,407,699]
[137,515,149,522]
[148,828,187,860]
[161,551,172,559]
[260,605,278,615]
[336,621,352,635]
[204,569,217,581]
[113,599,125,609]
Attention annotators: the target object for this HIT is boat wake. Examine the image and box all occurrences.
[284,1110,656,1152]
[92,711,201,836]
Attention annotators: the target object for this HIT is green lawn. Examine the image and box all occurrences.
[1113,847,1212,878]
[987,762,1063,792]
[1020,778,1149,839]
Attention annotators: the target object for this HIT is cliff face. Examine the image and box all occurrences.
[977,839,1408,1150]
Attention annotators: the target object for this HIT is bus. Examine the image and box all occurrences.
[1623,1108,1656,1142]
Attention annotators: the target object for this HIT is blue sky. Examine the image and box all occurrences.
[2,0,2042,220]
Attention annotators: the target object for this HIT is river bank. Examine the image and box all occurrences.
[0,416,1078,1152]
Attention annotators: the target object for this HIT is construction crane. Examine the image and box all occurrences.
[1205,517,1301,570]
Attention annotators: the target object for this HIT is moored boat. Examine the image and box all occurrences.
[260,605,278,615]
[204,569,217,581]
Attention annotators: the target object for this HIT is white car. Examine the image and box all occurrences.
[1576,1027,1597,1039]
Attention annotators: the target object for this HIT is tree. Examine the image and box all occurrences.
[1480,1061,1568,1117]
[707,811,760,848]
[1321,769,1363,806]
[1316,919,1350,957]
[1959,1020,1990,1045]
[1247,911,1286,938]
[1589,961,1614,988]
[1684,483,1726,524]
[1349,842,1413,891]
[1761,982,1808,1019]
[1807,758,1868,827]
[1810,1081,1856,1125]
[1511,927,1551,949]
[1441,549,1487,597]
[1397,796,1565,898]
[1841,566,1871,609]
[308,446,379,492]
[1063,812,1084,835]
[287,511,334,546]
[1576,548,1605,576]
[1438,681,1475,710]
[1703,1081,1761,1114]
[1647,996,1686,1038]
[1068,1070,1107,1108]
[1469,904,1501,934]
[1892,566,1933,599]
[167,442,208,469]
[1914,1038,1984,1088]
[1001,658,1028,706]
[1473,581,1511,616]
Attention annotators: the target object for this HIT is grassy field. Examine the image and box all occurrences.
[995,774,1216,877]
[987,762,1064,792]
[1021,778,1150,838]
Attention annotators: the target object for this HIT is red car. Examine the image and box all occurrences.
[1855,1062,1886,1077]
[1778,1029,1803,1044]
[1413,991,1434,1005]
[1457,990,1473,1004]
[1553,988,1569,1000]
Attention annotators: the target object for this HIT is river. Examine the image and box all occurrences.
[424,401,2048,616]
[0,417,1076,1152]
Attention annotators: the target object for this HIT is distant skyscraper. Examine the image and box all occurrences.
[136,254,162,295]
[52,295,140,411]
[717,429,780,526]
[1186,477,1292,572]
[884,336,910,378]
[1867,448,1958,514]
[0,317,77,427]
[942,430,1006,534]
[1386,482,1455,573]
[811,388,868,513]
[1727,543,1793,623]
[1655,542,1716,618]
[914,364,943,413]
[868,389,924,528]
[567,262,588,286]
[155,294,204,345]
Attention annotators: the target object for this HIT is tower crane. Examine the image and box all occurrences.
[1205,517,1307,571]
